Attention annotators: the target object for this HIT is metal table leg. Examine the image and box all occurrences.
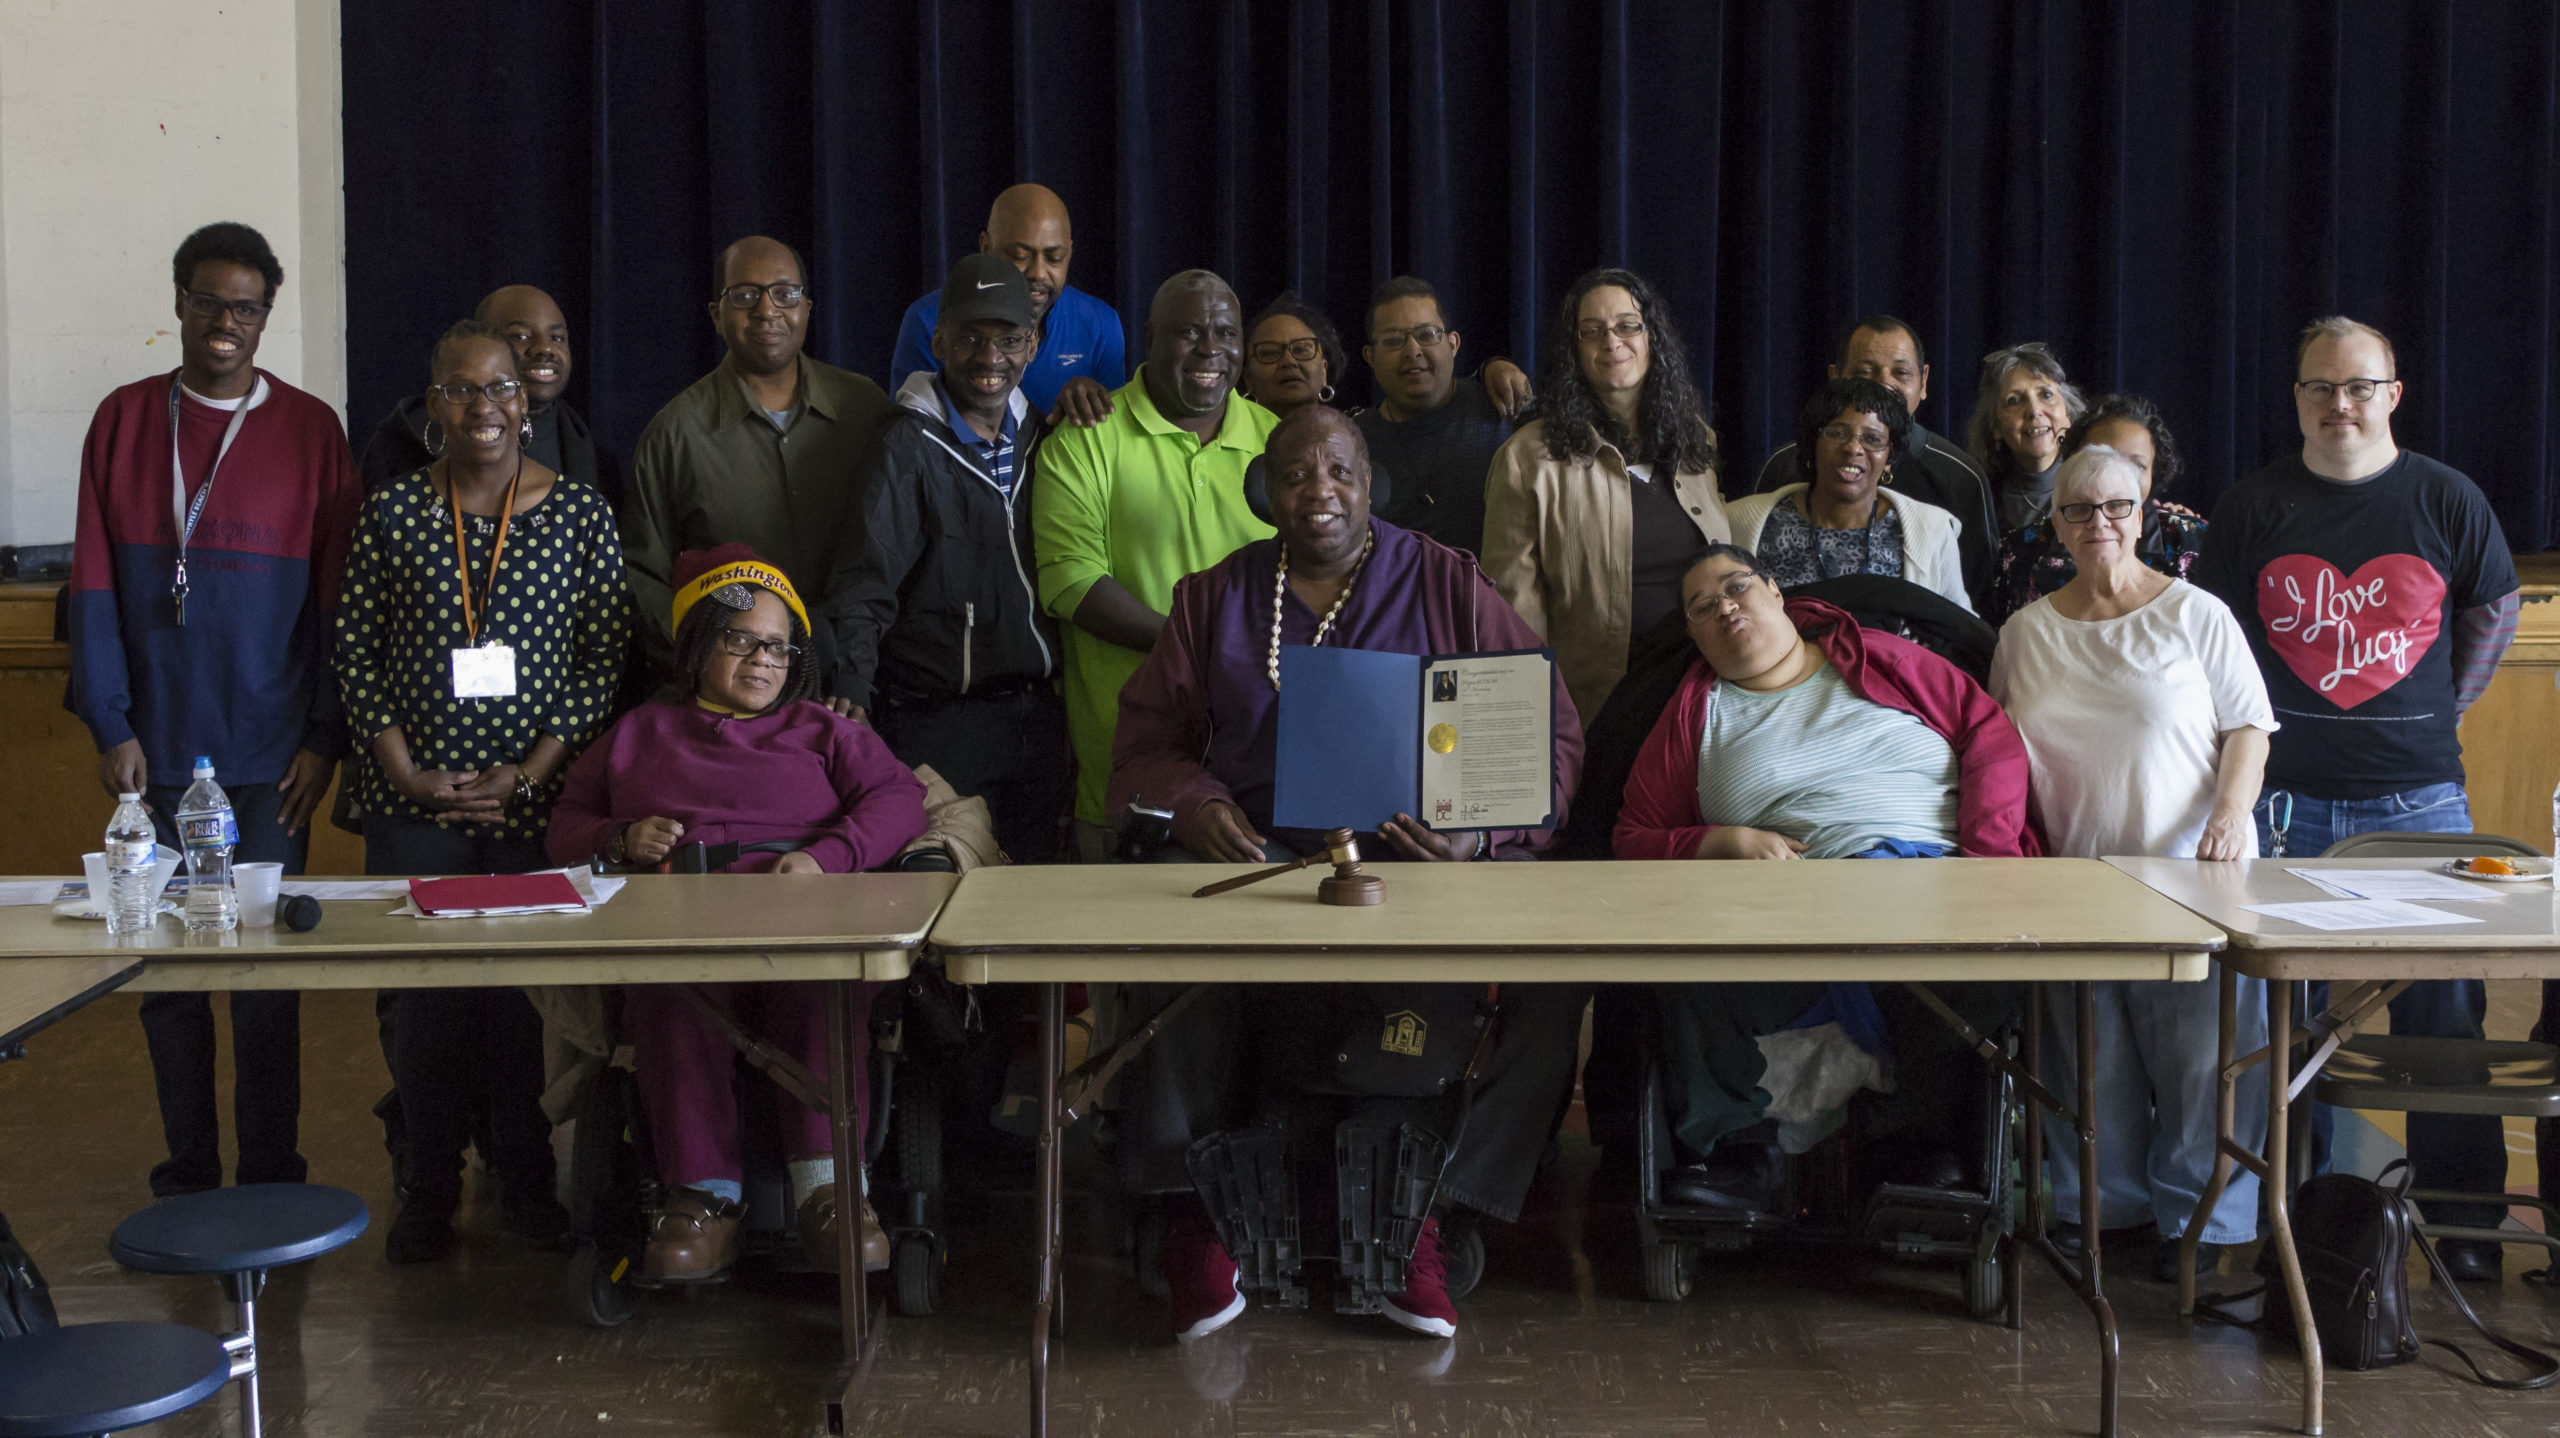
[2263,978,2324,1435]
[824,979,880,1436]
[1030,980,1063,1438]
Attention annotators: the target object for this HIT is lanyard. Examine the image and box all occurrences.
[446,462,522,647]
[166,375,256,626]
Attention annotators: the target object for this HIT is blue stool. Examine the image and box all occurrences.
[0,1321,232,1436]
[107,1184,367,1438]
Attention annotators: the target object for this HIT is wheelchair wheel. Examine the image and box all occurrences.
[891,1233,944,1317]
[568,1239,635,1328]
[1441,1213,1486,1300]
[894,1069,944,1198]
[1640,1239,1693,1303]
[1964,1229,2006,1319]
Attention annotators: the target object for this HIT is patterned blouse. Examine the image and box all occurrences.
[334,470,631,838]
[1984,499,2207,627]
[1755,495,1909,588]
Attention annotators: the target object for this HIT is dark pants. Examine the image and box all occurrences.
[2257,781,2504,1229]
[364,817,555,1211]
[1652,981,2019,1167]
[873,687,1070,864]
[140,780,309,1196]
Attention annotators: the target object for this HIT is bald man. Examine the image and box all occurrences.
[625,236,892,679]
[359,284,623,505]
[890,183,1126,425]
[1031,269,1276,855]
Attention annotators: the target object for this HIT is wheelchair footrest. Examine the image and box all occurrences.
[1860,1182,1998,1254]
[1333,1122,1448,1316]
[1185,1128,1306,1310]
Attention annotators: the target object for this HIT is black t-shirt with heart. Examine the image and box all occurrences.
[2194,450,2517,799]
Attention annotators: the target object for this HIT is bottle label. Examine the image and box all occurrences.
[180,813,239,849]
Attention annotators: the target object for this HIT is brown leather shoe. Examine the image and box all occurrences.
[644,1189,741,1282]
[797,1183,890,1273]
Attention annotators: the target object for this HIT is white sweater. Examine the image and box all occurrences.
[1725,483,1974,613]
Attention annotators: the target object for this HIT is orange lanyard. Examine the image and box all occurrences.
[447,463,520,647]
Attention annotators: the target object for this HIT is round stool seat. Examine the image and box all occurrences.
[110,1183,368,1275]
[0,1321,231,1436]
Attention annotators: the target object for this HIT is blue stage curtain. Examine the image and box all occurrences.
[343,0,2560,548]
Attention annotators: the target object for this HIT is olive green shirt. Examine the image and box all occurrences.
[623,353,891,672]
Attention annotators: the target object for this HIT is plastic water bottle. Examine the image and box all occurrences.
[176,756,238,932]
[104,792,160,935]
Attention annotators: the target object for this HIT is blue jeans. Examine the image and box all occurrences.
[140,781,310,1195]
[2256,780,2504,1228]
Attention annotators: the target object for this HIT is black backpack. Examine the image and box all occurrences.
[0,1212,58,1339]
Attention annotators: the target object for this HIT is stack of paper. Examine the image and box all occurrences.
[2283,869,2501,902]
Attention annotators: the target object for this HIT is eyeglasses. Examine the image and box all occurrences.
[951,330,1034,357]
[2055,497,2140,525]
[183,291,271,325]
[2295,378,2394,404]
[429,378,523,405]
[1817,423,1893,456]
[1250,338,1323,365]
[720,282,807,311]
[1576,318,1648,344]
[713,628,801,662]
[1370,325,1449,353]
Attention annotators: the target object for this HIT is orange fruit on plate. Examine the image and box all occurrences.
[2468,857,2517,875]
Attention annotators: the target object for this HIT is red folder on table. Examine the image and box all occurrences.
[406,872,587,916]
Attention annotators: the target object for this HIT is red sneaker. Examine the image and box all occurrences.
[1380,1215,1458,1337]
[1163,1204,1246,1343]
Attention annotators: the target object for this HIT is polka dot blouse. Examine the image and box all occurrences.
[334,469,632,838]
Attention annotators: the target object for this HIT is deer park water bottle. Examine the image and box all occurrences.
[104,792,160,935]
[176,756,238,932]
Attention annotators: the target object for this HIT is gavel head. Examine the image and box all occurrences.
[1321,828,1362,867]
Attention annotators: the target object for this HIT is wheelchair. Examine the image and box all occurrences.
[558,844,965,1325]
[1633,1014,2020,1319]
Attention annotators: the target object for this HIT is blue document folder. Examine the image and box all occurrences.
[1271,646,1420,832]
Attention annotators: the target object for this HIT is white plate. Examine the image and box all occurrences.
[2439,858,2556,884]
[54,899,179,921]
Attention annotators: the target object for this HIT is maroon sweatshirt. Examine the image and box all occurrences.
[547,697,927,873]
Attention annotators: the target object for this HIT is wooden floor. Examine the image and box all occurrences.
[10,988,2560,1437]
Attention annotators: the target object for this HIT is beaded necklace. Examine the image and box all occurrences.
[1266,529,1375,691]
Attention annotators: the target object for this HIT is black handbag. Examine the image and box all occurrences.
[0,1212,58,1339]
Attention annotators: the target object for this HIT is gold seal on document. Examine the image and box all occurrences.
[1427,723,1458,754]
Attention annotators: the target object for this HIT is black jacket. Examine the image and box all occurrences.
[358,392,625,508]
[1753,421,1996,609]
[823,373,1058,710]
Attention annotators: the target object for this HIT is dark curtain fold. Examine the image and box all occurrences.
[344,0,2560,549]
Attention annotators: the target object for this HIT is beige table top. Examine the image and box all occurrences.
[0,955,143,1044]
[2106,856,2560,981]
[0,874,956,990]
[930,858,2223,983]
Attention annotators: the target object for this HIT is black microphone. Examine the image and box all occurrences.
[277,894,323,932]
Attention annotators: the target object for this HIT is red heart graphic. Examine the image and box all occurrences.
[2254,554,2446,709]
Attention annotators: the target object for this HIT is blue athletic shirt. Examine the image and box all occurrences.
[890,281,1127,416]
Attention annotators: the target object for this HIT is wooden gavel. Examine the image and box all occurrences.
[1190,827,1386,906]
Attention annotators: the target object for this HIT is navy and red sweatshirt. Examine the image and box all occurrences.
[66,368,361,788]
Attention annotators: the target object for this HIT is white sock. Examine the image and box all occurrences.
[788,1157,837,1209]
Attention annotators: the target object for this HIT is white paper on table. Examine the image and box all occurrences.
[2285,868,2502,902]
[278,880,412,900]
[1417,651,1556,830]
[386,865,626,919]
[0,880,75,906]
[2240,898,2486,932]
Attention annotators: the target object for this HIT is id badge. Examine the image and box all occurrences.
[451,643,519,698]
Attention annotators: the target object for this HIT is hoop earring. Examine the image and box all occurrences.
[1318,383,1336,403]
[423,419,445,458]
[518,419,535,450]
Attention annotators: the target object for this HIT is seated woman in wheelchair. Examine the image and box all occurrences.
[1614,543,2042,1217]
[548,545,928,1282]
[1107,408,1588,1343]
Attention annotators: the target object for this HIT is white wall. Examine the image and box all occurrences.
[0,0,344,546]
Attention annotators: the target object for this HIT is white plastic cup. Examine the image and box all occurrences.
[235,862,284,928]
[81,851,109,901]
[150,844,181,896]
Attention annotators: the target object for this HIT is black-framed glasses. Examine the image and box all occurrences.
[1249,338,1323,365]
[1370,324,1449,353]
[2295,378,2393,404]
[2055,497,2140,525]
[183,291,272,324]
[1576,318,1647,344]
[720,282,807,311]
[951,330,1035,357]
[429,378,524,405]
[713,628,801,662]
[1817,423,1893,455]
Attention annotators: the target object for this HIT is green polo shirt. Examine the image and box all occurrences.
[1032,366,1277,823]
[623,352,891,670]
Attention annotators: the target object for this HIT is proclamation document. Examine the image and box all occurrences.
[1418,650,1555,830]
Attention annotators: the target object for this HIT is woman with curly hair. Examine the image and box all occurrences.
[1982,393,2207,625]
[1965,341,2087,533]
[1483,267,1730,724]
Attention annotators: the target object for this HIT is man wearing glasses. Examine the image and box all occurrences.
[889,183,1126,426]
[1353,275,1533,555]
[2194,314,2522,1283]
[66,221,361,1197]
[825,254,1068,862]
[624,235,892,684]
